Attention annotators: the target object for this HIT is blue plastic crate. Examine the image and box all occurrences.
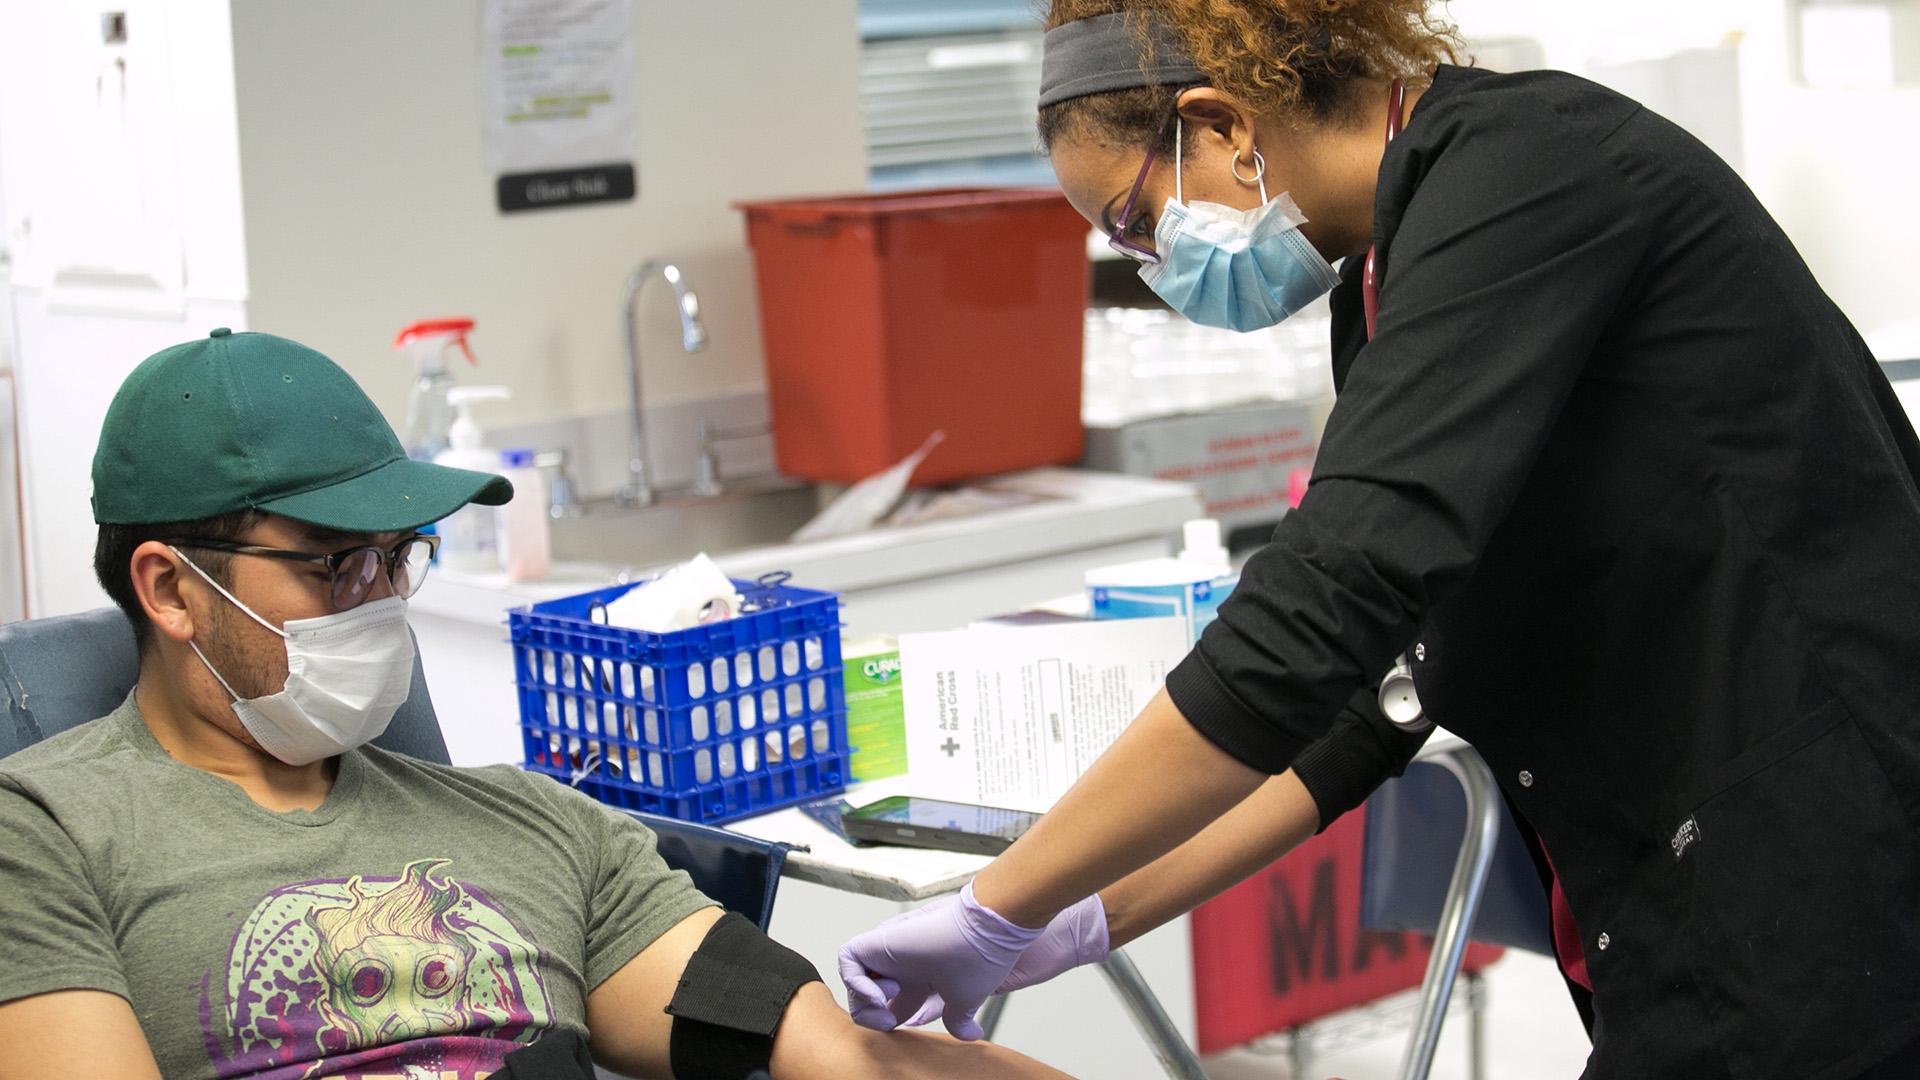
[511,574,850,824]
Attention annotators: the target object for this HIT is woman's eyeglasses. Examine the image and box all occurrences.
[164,534,440,611]
[1106,108,1180,266]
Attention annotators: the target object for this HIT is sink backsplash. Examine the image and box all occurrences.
[483,389,778,501]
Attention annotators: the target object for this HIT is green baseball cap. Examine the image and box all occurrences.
[91,328,513,531]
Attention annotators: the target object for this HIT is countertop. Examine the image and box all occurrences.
[410,467,1201,626]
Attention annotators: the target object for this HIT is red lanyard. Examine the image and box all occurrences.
[1362,79,1406,340]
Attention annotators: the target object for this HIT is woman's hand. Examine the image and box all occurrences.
[837,881,1046,1040]
[841,689,1269,1039]
[970,689,1266,929]
[896,892,1111,1027]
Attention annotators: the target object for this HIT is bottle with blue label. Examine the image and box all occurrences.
[1085,519,1239,646]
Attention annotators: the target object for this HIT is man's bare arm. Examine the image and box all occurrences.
[765,983,1074,1079]
[0,990,164,1080]
[587,908,1073,1079]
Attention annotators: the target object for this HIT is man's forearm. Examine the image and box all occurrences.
[836,1027,1077,1079]
[971,689,1268,930]
[1100,770,1321,947]
[771,983,1073,1079]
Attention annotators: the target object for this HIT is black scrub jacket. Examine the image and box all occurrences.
[1163,64,1920,1079]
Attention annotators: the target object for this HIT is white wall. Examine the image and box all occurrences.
[7,0,1909,619]
[1450,0,1920,354]
[1738,73,1920,348]
[1,0,867,615]
[229,0,868,431]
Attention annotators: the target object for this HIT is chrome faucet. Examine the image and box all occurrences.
[620,259,707,507]
[691,419,774,498]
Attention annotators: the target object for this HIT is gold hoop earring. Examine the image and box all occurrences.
[1232,148,1266,185]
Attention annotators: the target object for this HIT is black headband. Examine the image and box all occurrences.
[1038,12,1207,108]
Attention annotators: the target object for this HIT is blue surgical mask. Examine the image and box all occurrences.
[1139,118,1342,332]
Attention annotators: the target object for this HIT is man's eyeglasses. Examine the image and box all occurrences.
[164,534,439,611]
[1106,107,1181,266]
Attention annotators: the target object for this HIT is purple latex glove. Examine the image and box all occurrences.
[837,880,1047,1040]
[900,892,1110,1027]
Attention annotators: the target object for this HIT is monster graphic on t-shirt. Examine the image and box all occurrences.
[199,859,554,1079]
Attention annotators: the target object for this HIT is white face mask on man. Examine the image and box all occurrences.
[172,548,415,766]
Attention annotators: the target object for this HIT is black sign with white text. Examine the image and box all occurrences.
[496,162,636,213]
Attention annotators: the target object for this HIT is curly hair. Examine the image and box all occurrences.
[1038,0,1461,153]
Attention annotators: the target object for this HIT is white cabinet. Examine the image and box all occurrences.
[0,0,249,617]
[0,1,212,314]
[0,361,23,623]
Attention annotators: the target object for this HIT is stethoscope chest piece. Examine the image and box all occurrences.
[1378,653,1432,732]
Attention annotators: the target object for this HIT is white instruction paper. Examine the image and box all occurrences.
[899,618,1189,813]
[480,0,636,172]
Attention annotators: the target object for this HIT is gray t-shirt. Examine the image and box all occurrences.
[0,693,714,1079]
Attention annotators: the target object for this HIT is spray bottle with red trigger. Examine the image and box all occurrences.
[395,318,478,462]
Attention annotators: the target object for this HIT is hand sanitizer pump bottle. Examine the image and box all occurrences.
[433,385,511,573]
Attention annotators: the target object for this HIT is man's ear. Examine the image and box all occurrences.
[131,541,197,647]
[1174,87,1259,160]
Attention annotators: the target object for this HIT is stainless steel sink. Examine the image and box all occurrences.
[550,477,825,569]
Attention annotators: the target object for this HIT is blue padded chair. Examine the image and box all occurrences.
[1355,759,1561,1080]
[0,608,791,931]
[1358,759,1554,955]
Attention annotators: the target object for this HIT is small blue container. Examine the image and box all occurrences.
[1086,559,1239,647]
[510,575,850,824]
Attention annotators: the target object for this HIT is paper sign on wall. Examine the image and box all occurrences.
[899,618,1189,814]
[480,0,637,211]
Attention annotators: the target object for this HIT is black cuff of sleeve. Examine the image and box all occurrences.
[1165,649,1308,775]
[1291,737,1378,835]
[497,1029,595,1080]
